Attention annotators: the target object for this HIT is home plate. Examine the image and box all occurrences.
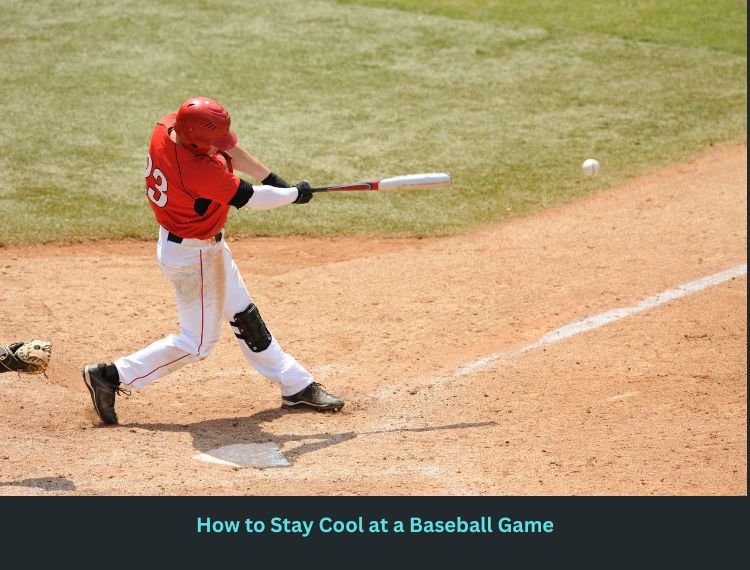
[193,443,290,468]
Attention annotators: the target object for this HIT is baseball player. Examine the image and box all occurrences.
[82,97,344,425]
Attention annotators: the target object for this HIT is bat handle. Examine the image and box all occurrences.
[309,182,377,193]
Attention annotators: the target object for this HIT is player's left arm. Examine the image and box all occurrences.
[195,161,303,213]
[222,146,311,209]
[230,179,312,210]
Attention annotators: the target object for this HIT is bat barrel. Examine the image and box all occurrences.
[378,172,451,191]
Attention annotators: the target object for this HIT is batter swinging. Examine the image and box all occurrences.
[82,97,344,425]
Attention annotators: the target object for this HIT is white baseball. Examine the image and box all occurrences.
[582,158,600,177]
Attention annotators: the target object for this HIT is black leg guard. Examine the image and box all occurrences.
[231,303,272,352]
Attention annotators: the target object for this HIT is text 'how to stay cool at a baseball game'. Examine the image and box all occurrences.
[196,516,555,538]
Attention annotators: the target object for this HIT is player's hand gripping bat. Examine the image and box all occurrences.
[310,172,452,193]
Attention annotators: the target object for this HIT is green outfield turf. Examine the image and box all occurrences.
[0,0,746,244]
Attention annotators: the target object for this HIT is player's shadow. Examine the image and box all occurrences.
[0,476,76,492]
[130,409,496,466]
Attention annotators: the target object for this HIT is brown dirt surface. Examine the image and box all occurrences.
[1,144,746,496]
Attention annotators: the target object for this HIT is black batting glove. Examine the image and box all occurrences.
[261,171,291,188]
[293,181,314,204]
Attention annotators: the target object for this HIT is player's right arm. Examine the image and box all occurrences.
[225,145,272,182]
[225,144,297,191]
[221,146,310,209]
[180,146,305,212]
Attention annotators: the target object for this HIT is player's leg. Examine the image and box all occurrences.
[83,236,228,424]
[113,240,225,389]
[220,242,344,410]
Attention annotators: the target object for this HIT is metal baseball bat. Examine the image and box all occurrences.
[310,172,452,193]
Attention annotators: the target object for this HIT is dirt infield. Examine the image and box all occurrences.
[1,144,745,496]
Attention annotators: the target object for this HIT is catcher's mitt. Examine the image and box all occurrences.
[0,340,52,375]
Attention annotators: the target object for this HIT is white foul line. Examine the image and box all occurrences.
[455,263,747,377]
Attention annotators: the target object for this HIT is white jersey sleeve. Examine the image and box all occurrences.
[245,185,299,211]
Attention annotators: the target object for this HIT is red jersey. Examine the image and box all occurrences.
[144,113,240,239]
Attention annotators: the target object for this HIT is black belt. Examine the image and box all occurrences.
[167,231,223,244]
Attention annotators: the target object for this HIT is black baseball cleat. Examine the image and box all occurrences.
[82,363,126,425]
[282,382,344,412]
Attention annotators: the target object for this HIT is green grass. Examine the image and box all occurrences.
[338,0,748,56]
[0,0,746,244]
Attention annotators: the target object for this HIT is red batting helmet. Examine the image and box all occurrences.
[174,97,238,154]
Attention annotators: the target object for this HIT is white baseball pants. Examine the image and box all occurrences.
[113,227,312,396]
